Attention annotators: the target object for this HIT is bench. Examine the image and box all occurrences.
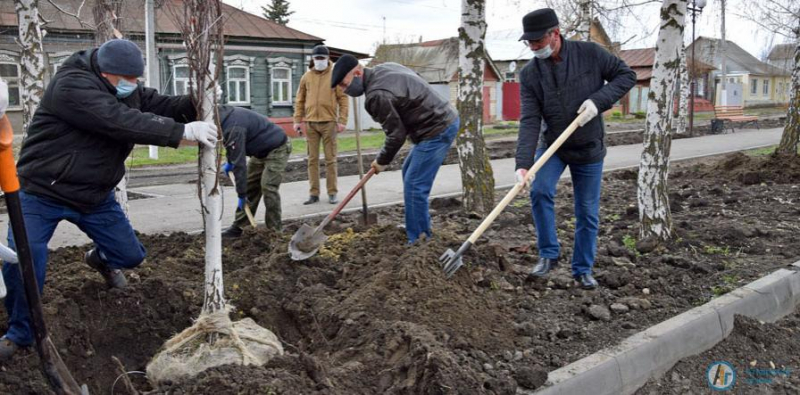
[713,106,759,133]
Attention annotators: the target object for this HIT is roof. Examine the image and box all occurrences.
[689,36,790,77]
[619,47,715,81]
[371,37,503,83]
[767,43,796,61]
[0,0,322,42]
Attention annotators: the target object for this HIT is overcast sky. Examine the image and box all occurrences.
[223,0,791,61]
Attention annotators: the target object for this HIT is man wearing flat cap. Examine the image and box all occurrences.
[294,44,349,205]
[331,55,459,244]
[0,39,217,359]
[514,8,636,289]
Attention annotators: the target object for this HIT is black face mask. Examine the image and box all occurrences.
[344,76,365,97]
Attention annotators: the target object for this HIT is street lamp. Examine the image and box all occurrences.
[688,0,707,136]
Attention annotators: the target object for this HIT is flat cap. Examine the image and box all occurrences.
[331,54,359,88]
[519,8,559,41]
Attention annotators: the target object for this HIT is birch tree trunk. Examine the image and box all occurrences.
[456,0,494,214]
[577,0,592,41]
[14,0,46,140]
[776,37,799,155]
[676,42,689,135]
[637,0,686,241]
[93,0,129,214]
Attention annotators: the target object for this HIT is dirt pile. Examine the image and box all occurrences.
[1,152,799,394]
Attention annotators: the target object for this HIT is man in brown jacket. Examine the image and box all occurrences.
[294,45,349,204]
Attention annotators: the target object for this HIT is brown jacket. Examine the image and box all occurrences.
[293,62,349,124]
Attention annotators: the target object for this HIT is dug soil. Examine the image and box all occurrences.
[1,151,799,394]
[637,312,800,394]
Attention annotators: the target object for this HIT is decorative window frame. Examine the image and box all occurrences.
[167,54,191,96]
[267,56,298,107]
[49,51,73,77]
[0,50,22,110]
[762,79,769,96]
[223,54,255,106]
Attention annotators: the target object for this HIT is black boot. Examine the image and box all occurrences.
[575,273,599,290]
[530,257,558,277]
[303,196,319,205]
[85,249,127,289]
[222,226,243,238]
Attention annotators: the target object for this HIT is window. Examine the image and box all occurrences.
[271,67,291,105]
[763,79,769,96]
[0,63,20,108]
[750,79,757,95]
[226,66,249,105]
[697,78,705,96]
[505,71,516,81]
[173,65,190,95]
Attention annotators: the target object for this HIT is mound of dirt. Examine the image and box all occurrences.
[1,152,799,394]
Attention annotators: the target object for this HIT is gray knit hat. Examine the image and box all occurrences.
[97,39,145,77]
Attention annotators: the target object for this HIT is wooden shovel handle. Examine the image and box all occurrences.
[315,167,376,233]
[466,117,582,244]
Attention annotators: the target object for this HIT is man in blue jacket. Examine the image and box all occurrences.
[219,105,290,237]
[0,39,217,359]
[514,9,636,289]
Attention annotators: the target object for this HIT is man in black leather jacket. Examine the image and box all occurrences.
[515,9,636,289]
[0,39,217,360]
[331,55,459,244]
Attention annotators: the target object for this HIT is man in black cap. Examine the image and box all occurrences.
[331,55,459,244]
[514,8,636,289]
[0,39,217,359]
[219,105,291,237]
[294,45,349,205]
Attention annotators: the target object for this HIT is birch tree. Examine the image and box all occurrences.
[15,0,46,139]
[457,0,494,214]
[738,0,800,155]
[576,0,593,41]
[637,0,686,241]
[676,41,689,135]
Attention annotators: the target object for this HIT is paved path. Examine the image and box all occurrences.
[0,127,782,249]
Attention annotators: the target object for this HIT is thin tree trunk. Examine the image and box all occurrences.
[719,0,727,105]
[456,0,494,214]
[776,37,799,155]
[676,42,689,135]
[577,0,592,41]
[638,0,686,241]
[14,0,46,140]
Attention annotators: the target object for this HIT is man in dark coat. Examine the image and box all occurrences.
[331,55,459,244]
[514,8,636,289]
[0,39,218,359]
[219,105,290,237]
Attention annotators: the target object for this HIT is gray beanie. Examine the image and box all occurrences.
[97,39,145,77]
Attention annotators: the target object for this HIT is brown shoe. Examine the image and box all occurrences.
[85,249,127,289]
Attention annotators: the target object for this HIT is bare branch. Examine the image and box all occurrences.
[45,0,95,29]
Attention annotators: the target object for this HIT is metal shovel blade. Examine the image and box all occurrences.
[439,249,463,278]
[289,223,328,261]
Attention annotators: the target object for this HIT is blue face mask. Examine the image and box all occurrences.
[115,79,138,98]
[344,76,364,97]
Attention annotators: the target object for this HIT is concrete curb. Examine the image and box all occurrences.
[526,261,800,395]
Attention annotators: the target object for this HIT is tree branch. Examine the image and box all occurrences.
[45,0,96,29]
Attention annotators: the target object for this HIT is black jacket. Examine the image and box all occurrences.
[219,105,288,197]
[515,37,636,168]
[363,63,458,165]
[17,49,196,212]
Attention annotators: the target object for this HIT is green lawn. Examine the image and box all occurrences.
[745,144,800,157]
[129,146,201,167]
[290,132,388,155]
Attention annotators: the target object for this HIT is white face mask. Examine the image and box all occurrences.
[313,59,329,71]
[533,41,554,59]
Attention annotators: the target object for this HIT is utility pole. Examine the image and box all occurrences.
[719,0,727,105]
[382,16,386,44]
[145,0,160,159]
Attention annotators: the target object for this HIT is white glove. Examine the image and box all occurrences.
[576,99,598,127]
[183,121,219,149]
[0,79,8,118]
[515,168,530,187]
[371,160,387,174]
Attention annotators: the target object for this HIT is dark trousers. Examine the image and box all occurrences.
[3,191,145,346]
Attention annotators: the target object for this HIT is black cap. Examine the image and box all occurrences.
[519,8,559,41]
[311,45,329,57]
[331,54,359,88]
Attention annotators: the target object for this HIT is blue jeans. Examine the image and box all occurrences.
[3,191,146,346]
[529,148,603,277]
[402,118,459,243]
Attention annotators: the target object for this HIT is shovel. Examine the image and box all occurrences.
[441,116,583,278]
[353,96,378,227]
[289,167,377,260]
[226,170,257,228]
[0,115,89,395]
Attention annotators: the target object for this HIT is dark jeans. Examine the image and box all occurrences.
[3,191,145,346]
[402,117,459,243]
[529,148,603,277]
